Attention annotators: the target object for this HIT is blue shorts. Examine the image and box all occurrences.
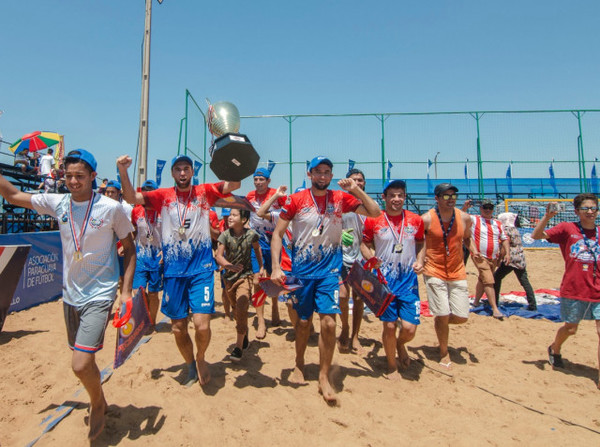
[162,272,215,319]
[560,297,600,324]
[133,268,163,292]
[293,275,340,320]
[379,293,421,325]
[251,247,272,275]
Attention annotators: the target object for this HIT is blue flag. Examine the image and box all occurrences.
[267,160,276,173]
[155,159,166,187]
[549,162,558,195]
[427,159,433,195]
[592,159,599,194]
[387,160,393,180]
[348,159,355,172]
[193,160,202,185]
[506,163,513,198]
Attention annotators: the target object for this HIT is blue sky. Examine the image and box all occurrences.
[1,1,599,193]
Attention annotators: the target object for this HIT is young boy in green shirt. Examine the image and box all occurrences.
[216,208,265,361]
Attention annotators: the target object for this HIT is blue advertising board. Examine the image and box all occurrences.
[0,231,62,312]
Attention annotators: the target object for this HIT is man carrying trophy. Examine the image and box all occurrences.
[117,154,241,386]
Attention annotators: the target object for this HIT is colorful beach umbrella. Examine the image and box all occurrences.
[9,131,61,154]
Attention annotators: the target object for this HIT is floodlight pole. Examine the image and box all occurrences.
[137,0,155,187]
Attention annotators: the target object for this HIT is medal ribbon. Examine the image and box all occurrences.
[383,210,405,249]
[577,223,599,278]
[435,207,456,257]
[309,190,329,234]
[175,187,193,230]
[144,209,155,240]
[69,192,96,254]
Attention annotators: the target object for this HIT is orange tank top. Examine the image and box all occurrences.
[423,207,467,281]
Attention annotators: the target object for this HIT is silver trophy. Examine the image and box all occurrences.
[207,100,260,181]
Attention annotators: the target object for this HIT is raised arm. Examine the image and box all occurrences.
[256,185,287,220]
[116,156,145,205]
[0,173,34,209]
[531,203,558,240]
[338,178,380,217]
[222,181,241,195]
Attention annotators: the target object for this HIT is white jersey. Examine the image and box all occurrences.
[39,154,54,176]
[32,193,134,306]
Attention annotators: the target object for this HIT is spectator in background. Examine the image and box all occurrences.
[494,212,537,311]
[39,148,55,178]
[98,178,109,195]
[14,149,35,173]
[469,199,509,320]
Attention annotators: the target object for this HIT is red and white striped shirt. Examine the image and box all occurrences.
[471,215,507,260]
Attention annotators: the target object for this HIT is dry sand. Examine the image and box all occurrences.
[2,250,600,446]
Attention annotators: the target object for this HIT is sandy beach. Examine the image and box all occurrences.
[2,249,600,446]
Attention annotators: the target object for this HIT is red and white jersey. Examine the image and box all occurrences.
[280,189,361,278]
[246,188,281,251]
[471,215,507,260]
[142,183,226,277]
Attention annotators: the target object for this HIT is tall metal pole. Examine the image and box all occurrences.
[137,0,152,186]
[287,117,293,189]
[379,114,386,186]
[474,112,484,199]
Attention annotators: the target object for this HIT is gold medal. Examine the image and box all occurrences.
[312,228,320,238]
[73,250,83,262]
[393,243,403,254]
[147,233,153,242]
[178,226,186,236]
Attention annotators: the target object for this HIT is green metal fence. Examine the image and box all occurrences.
[180,89,600,196]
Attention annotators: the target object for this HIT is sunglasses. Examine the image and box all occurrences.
[578,206,599,212]
[440,193,458,200]
[481,204,494,210]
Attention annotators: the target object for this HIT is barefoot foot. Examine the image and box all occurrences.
[290,366,307,385]
[398,344,411,370]
[197,359,211,386]
[318,377,338,405]
[88,398,106,441]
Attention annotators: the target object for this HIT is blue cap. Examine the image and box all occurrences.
[171,154,193,168]
[142,179,158,190]
[221,208,231,217]
[65,149,97,172]
[253,167,271,179]
[308,156,333,172]
[105,180,121,190]
[383,179,406,194]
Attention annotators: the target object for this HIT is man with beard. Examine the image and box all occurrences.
[246,167,280,338]
[117,154,240,386]
[416,183,473,370]
[361,180,425,378]
[0,149,135,441]
[338,168,367,353]
[270,156,380,404]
